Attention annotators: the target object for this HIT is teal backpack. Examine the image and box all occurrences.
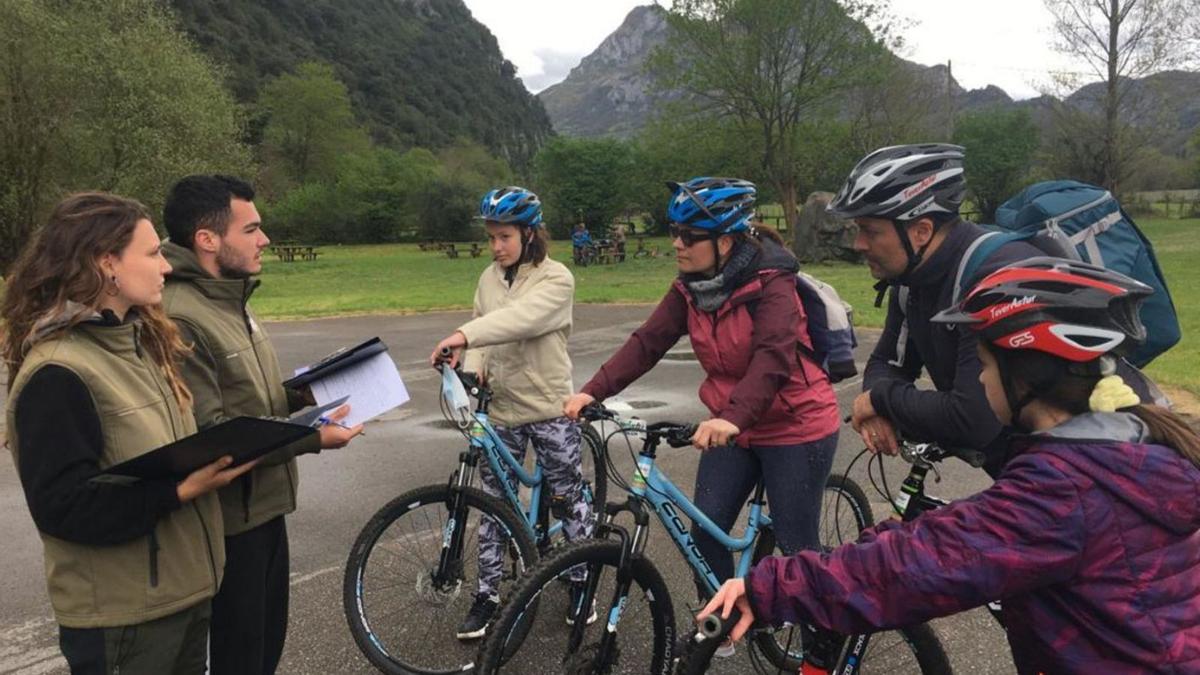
[955,180,1180,368]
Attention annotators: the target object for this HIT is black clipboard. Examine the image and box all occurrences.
[92,417,317,483]
[283,337,388,389]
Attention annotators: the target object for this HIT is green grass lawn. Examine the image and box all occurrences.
[252,239,886,321]
[252,218,1196,393]
[1138,219,1199,396]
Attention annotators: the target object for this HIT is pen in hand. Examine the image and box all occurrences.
[319,416,364,435]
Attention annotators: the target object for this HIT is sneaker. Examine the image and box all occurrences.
[456,593,499,640]
[714,639,736,658]
[565,582,598,627]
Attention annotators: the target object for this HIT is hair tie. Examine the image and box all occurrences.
[1089,375,1140,413]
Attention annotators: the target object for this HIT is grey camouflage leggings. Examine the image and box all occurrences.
[477,416,595,597]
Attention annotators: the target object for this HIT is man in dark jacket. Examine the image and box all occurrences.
[161,175,362,674]
[828,144,1042,474]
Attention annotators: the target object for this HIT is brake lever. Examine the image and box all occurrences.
[666,425,697,448]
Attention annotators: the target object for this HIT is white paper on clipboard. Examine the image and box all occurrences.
[299,351,410,426]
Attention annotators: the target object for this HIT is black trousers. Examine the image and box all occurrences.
[210,515,290,675]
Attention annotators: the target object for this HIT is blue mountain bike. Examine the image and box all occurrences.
[475,405,948,673]
[343,365,607,675]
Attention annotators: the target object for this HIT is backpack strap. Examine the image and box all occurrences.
[887,285,910,368]
[953,230,1031,304]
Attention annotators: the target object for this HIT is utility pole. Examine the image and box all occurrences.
[946,59,956,139]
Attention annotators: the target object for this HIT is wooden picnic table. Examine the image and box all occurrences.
[271,244,321,262]
[444,243,484,259]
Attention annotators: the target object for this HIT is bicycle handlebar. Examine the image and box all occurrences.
[897,441,988,469]
[580,404,696,448]
[843,415,987,469]
[435,355,490,401]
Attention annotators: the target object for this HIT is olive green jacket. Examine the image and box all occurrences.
[6,319,224,628]
[162,242,319,535]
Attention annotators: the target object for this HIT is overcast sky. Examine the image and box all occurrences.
[461,0,1090,99]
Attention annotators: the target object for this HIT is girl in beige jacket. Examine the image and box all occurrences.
[431,187,595,640]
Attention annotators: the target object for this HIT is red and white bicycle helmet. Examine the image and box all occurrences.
[932,257,1151,362]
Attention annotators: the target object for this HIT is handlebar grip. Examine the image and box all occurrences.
[699,613,724,639]
[440,346,453,357]
[580,404,614,421]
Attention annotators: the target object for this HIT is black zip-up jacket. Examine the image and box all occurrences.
[863,220,1043,472]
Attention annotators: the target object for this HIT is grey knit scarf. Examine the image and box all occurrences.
[682,239,760,312]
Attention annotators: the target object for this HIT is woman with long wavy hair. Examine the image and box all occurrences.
[3,192,254,674]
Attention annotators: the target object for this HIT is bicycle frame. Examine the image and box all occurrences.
[434,368,583,591]
[892,442,1006,627]
[463,410,568,541]
[583,439,772,654]
[631,454,770,594]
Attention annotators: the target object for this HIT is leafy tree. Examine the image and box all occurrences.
[420,140,513,241]
[953,109,1040,222]
[1192,128,1200,187]
[648,0,897,256]
[534,137,637,238]
[845,58,949,155]
[630,109,762,233]
[1044,0,1193,192]
[418,179,479,243]
[261,181,341,243]
[259,62,369,188]
[332,148,439,242]
[169,0,553,168]
[264,140,511,244]
[0,0,250,270]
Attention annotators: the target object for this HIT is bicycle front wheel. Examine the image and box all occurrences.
[477,538,676,675]
[752,475,951,674]
[343,484,537,675]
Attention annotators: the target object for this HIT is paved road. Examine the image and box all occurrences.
[0,305,1009,674]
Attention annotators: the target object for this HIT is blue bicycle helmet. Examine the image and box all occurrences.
[479,186,542,228]
[666,177,756,234]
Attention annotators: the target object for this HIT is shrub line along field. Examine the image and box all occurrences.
[251,218,1198,394]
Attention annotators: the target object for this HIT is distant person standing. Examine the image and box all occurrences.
[161,175,362,675]
[610,222,627,262]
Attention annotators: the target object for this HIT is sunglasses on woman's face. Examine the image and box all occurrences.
[669,224,711,247]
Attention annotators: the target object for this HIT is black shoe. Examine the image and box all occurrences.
[456,593,499,640]
[565,582,598,627]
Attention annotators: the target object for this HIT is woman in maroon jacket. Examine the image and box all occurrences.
[700,258,1200,674]
[564,178,841,651]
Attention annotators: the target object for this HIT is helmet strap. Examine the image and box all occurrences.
[503,226,536,286]
[995,350,1037,432]
[710,233,724,275]
[893,218,939,281]
[997,350,1071,432]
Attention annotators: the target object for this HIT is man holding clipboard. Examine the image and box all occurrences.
[161,176,363,675]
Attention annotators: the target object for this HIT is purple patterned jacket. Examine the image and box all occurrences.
[747,413,1200,674]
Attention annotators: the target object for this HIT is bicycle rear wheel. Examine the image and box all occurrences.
[343,484,537,675]
[477,538,676,675]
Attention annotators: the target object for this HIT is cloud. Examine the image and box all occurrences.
[521,48,585,92]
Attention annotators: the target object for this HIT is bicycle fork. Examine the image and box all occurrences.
[432,452,478,589]
[569,498,652,670]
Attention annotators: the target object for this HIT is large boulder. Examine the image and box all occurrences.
[791,192,859,263]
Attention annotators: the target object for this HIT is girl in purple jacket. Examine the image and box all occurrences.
[701,258,1200,674]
